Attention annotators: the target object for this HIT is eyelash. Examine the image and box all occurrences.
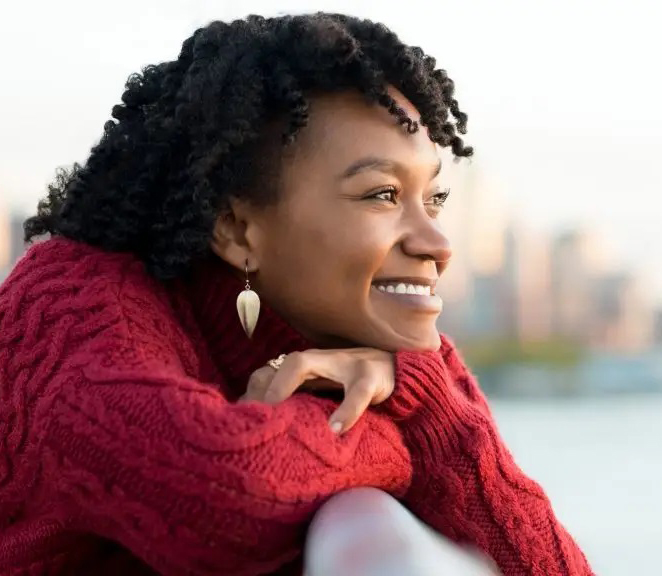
[369,186,451,207]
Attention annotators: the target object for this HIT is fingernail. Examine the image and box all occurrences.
[330,420,343,434]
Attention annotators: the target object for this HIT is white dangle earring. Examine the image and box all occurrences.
[236,259,261,338]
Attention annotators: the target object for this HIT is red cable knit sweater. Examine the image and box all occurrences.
[0,237,593,576]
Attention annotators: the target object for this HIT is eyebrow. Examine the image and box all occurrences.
[340,156,442,180]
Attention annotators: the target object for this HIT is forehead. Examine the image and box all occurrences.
[285,89,439,173]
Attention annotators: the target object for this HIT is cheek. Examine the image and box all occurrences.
[259,218,390,317]
[287,219,388,282]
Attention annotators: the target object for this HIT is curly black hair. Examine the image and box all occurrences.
[25,12,473,279]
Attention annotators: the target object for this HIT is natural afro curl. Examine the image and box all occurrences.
[25,12,473,280]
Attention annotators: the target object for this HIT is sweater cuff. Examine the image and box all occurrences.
[380,349,487,459]
[380,350,445,420]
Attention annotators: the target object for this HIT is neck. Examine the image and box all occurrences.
[176,257,315,394]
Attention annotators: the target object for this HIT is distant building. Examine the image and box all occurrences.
[518,226,552,341]
[498,223,553,343]
[434,156,474,340]
[436,160,507,341]
[592,272,654,353]
[547,229,655,353]
[435,173,655,353]
[550,230,609,343]
[467,272,508,338]
[653,309,662,346]
[9,213,26,267]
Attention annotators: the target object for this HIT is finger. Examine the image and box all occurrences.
[242,366,275,403]
[265,350,349,404]
[328,377,375,434]
[262,351,319,404]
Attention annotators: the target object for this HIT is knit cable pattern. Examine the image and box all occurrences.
[0,239,410,576]
[0,238,593,575]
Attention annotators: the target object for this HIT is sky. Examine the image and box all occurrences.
[1,0,661,288]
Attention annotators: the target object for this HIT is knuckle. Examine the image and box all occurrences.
[356,357,371,371]
[358,358,378,379]
[246,373,260,391]
[263,378,286,403]
[354,378,376,395]
[286,351,306,371]
[247,370,270,393]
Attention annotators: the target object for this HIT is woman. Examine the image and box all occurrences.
[0,12,593,576]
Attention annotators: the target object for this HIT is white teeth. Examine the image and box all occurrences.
[374,282,433,296]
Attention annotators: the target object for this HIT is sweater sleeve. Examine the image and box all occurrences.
[37,343,412,576]
[381,337,594,576]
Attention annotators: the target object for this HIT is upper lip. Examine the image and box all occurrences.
[371,277,438,288]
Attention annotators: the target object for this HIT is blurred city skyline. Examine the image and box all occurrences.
[437,160,660,354]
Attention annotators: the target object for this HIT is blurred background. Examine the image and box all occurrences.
[1,1,660,573]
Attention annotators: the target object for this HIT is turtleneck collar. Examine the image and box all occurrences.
[175,257,315,394]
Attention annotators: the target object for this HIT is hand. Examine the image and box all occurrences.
[240,348,395,434]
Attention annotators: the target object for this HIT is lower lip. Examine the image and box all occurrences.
[370,286,443,313]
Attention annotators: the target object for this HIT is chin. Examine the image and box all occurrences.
[398,330,441,352]
[361,321,441,352]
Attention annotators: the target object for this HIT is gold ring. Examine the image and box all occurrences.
[267,354,287,371]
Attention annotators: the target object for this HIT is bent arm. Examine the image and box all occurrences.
[381,339,594,576]
[38,357,411,576]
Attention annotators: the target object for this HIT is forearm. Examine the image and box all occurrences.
[382,345,594,576]
[405,410,593,575]
[41,367,412,576]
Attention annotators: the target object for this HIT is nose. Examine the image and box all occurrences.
[400,212,452,274]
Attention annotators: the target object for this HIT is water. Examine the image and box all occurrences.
[490,395,662,575]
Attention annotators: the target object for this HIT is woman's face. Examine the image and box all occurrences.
[226,89,451,351]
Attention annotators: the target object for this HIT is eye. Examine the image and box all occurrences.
[426,187,451,208]
[368,186,399,204]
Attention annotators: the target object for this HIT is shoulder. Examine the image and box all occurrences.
[1,236,156,322]
[2,235,147,301]
[0,236,184,376]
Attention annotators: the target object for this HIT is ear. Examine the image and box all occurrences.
[210,200,261,271]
